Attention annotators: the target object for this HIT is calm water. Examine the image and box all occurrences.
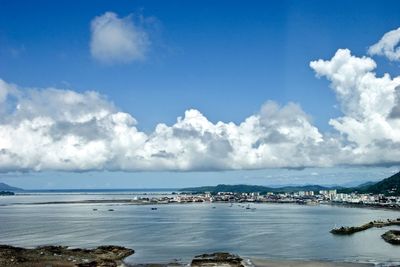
[0,193,400,265]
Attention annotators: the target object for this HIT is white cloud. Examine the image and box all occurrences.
[0,79,340,172]
[4,44,400,172]
[368,27,400,61]
[310,49,400,166]
[90,12,150,64]
[3,28,400,172]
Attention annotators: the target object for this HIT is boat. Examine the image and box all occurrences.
[246,204,251,210]
[151,207,157,210]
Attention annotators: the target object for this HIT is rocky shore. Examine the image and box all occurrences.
[0,245,134,267]
[0,246,379,267]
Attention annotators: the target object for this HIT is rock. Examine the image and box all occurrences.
[0,244,134,266]
[191,252,244,266]
[382,230,400,245]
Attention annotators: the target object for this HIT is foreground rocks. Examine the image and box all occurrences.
[382,230,400,245]
[0,247,244,267]
[191,252,244,267]
[0,245,134,267]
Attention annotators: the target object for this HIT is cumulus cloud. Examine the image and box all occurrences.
[368,27,400,61]
[90,12,150,64]
[310,49,400,166]
[2,47,400,172]
[0,78,343,172]
[3,28,400,172]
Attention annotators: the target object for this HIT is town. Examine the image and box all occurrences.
[131,190,400,210]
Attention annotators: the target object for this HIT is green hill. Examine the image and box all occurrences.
[182,172,400,196]
[358,172,400,195]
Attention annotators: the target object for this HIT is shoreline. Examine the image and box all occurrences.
[127,257,389,267]
[3,198,400,213]
[248,258,375,267]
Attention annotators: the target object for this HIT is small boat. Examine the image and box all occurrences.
[151,207,157,210]
[246,204,251,210]
[108,209,114,211]
[212,206,216,209]
[92,208,98,211]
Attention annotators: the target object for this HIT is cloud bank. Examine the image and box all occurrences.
[2,28,400,172]
[0,81,332,172]
[90,12,150,64]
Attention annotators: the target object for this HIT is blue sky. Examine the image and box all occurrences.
[2,0,399,131]
[1,0,400,188]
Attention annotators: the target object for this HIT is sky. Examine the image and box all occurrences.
[1,0,400,189]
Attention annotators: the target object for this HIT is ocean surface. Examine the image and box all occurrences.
[0,191,400,265]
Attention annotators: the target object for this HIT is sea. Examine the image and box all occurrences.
[0,190,399,266]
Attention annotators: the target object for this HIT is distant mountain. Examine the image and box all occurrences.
[180,184,273,193]
[180,184,338,194]
[357,172,400,195]
[0,182,23,192]
[357,181,377,188]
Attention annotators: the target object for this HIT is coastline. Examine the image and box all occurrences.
[126,255,395,267]
[127,258,376,267]
[3,197,400,213]
[249,258,374,267]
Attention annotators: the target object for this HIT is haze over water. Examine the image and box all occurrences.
[0,192,399,265]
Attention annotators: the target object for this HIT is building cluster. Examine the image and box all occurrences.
[133,189,400,209]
